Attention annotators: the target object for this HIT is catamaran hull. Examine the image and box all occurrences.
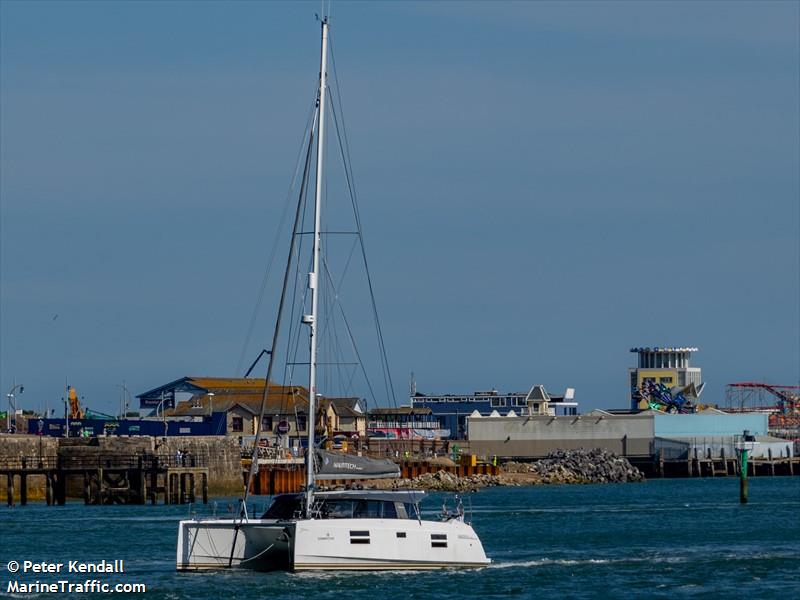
[290,518,489,570]
[177,518,489,571]
[176,519,290,571]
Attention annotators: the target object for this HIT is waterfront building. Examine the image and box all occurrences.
[138,377,310,441]
[547,388,579,416]
[137,377,365,442]
[367,406,447,439]
[628,347,705,411]
[411,386,578,439]
[325,397,367,439]
[467,408,782,459]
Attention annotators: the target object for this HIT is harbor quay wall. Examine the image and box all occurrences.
[467,414,654,459]
[0,435,243,498]
[0,436,60,499]
[155,436,242,494]
[0,435,60,459]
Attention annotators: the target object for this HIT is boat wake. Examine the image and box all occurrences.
[485,549,799,571]
[486,558,614,569]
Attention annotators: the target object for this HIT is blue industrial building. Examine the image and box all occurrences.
[411,386,578,439]
[27,413,227,437]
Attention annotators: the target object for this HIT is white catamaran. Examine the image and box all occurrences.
[176,17,490,572]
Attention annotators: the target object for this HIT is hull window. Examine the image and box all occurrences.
[350,530,370,545]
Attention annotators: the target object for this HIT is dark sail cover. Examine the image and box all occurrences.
[315,450,400,480]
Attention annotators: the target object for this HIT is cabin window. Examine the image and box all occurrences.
[231,417,243,432]
[319,498,410,519]
[353,500,382,518]
[349,530,370,544]
[396,532,406,538]
[395,502,409,519]
[491,398,506,407]
[431,533,448,548]
[262,416,273,431]
[382,501,398,519]
[261,494,302,519]
[296,416,307,431]
[319,500,354,518]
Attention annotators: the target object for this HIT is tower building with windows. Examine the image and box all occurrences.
[629,347,704,411]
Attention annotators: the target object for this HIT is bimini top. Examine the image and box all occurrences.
[316,490,426,504]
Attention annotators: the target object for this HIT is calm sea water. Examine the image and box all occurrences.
[1,478,798,599]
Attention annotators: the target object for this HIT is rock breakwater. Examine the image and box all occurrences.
[391,470,502,492]
[504,448,644,484]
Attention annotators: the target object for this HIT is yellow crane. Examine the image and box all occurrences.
[68,386,84,419]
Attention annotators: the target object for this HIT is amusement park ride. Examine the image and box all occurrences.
[632,381,706,414]
[725,382,800,427]
[634,378,799,423]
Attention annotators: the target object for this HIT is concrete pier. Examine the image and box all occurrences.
[630,445,799,478]
[0,453,209,506]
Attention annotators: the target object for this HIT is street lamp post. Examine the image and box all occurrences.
[207,392,216,434]
[6,382,24,433]
[157,391,169,438]
[116,382,132,418]
[63,395,69,438]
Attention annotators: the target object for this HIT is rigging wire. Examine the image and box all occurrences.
[321,257,380,404]
[259,30,400,434]
[243,122,315,501]
[319,255,356,400]
[281,122,316,420]
[235,92,319,376]
[229,105,319,567]
[325,53,397,406]
[281,82,321,396]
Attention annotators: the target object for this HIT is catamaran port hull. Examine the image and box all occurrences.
[176,519,290,571]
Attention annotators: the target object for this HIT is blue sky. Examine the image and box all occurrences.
[1,1,798,416]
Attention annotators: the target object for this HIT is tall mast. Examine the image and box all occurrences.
[305,16,329,517]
